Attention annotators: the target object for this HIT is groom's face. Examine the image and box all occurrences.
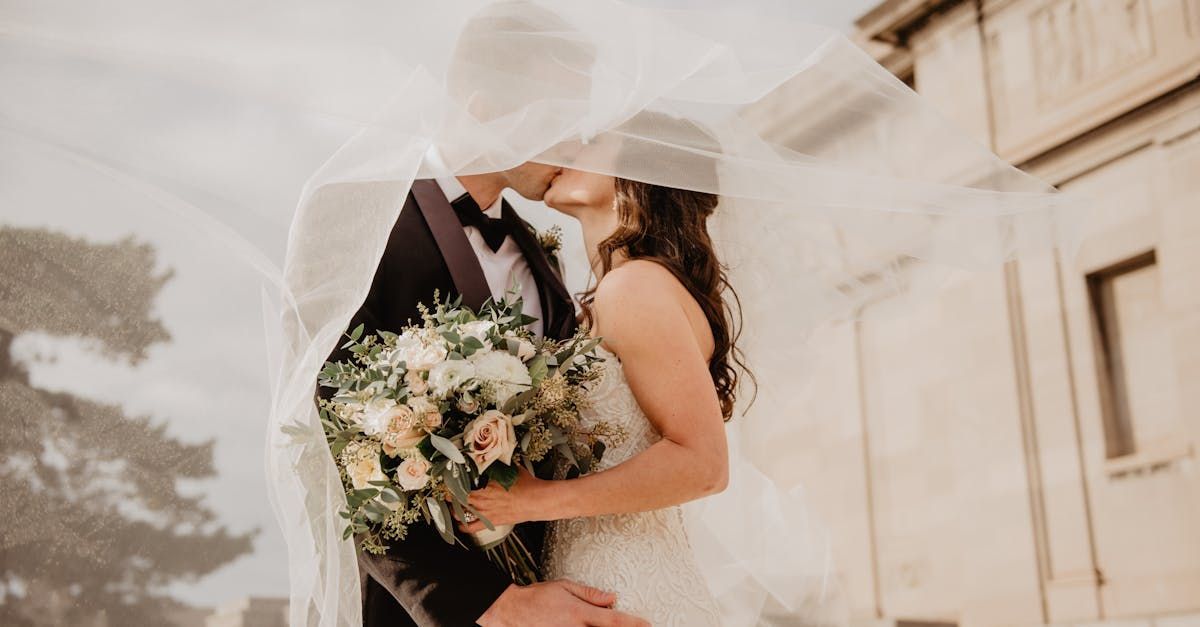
[502,162,562,201]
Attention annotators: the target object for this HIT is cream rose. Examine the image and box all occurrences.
[407,396,442,430]
[344,443,387,490]
[463,410,517,472]
[381,405,425,457]
[405,371,429,396]
[360,398,404,437]
[457,393,480,414]
[395,456,433,491]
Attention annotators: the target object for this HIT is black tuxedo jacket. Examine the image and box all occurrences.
[327,180,577,627]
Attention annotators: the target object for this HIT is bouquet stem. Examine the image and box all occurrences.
[481,530,540,586]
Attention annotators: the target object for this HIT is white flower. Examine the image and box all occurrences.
[335,401,365,425]
[463,410,517,473]
[459,320,496,350]
[360,398,404,437]
[391,330,447,371]
[344,442,387,490]
[472,351,532,405]
[427,359,476,397]
[395,456,433,491]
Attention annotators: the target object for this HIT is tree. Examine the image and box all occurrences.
[0,226,254,626]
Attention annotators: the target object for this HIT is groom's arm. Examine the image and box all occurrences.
[356,525,511,626]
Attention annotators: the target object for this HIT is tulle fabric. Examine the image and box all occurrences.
[0,0,1084,625]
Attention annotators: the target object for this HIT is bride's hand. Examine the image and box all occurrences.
[458,465,552,532]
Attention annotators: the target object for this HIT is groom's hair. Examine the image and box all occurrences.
[447,1,596,122]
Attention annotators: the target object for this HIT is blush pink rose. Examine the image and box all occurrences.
[463,410,516,472]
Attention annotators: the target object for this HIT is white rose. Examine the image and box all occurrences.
[395,456,433,491]
[472,351,532,405]
[463,410,517,473]
[391,331,448,371]
[459,320,496,349]
[345,444,388,490]
[427,359,476,397]
[360,398,402,437]
[404,371,429,396]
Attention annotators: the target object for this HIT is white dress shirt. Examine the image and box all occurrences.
[432,176,544,336]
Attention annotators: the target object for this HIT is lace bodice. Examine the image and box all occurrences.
[542,348,719,626]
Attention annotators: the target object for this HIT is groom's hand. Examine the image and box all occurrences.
[477,580,649,627]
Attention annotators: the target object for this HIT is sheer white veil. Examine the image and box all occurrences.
[0,0,1084,625]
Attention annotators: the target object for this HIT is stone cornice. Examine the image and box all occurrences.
[854,0,969,45]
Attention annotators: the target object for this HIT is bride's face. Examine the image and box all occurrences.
[543,168,615,217]
[543,137,619,217]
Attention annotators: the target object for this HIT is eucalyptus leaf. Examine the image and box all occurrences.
[442,467,469,503]
[487,463,519,490]
[555,443,577,467]
[527,356,548,385]
[430,434,467,465]
[426,497,457,545]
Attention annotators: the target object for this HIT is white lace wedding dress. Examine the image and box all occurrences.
[542,348,721,626]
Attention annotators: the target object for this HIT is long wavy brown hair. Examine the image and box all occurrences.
[581,174,752,420]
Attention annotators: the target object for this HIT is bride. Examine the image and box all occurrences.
[461,122,741,625]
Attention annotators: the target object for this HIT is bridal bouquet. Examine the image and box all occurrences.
[312,294,612,583]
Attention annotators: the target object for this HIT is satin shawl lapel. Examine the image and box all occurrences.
[501,200,576,340]
[410,180,491,312]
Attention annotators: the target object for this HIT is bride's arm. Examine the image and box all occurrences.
[464,261,729,525]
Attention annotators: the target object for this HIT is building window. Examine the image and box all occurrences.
[1086,250,1165,460]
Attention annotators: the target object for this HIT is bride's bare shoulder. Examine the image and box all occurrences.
[591,260,697,344]
[593,259,684,310]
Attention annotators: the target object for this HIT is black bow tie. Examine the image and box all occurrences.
[450,193,510,253]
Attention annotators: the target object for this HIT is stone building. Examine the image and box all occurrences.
[744,1,1200,626]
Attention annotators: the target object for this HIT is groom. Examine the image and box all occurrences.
[329,4,648,625]
[327,159,648,627]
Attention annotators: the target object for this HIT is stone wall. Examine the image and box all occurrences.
[792,1,1200,625]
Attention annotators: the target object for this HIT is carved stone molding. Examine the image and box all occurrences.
[1030,0,1155,106]
[1186,0,1200,37]
[976,0,1200,162]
